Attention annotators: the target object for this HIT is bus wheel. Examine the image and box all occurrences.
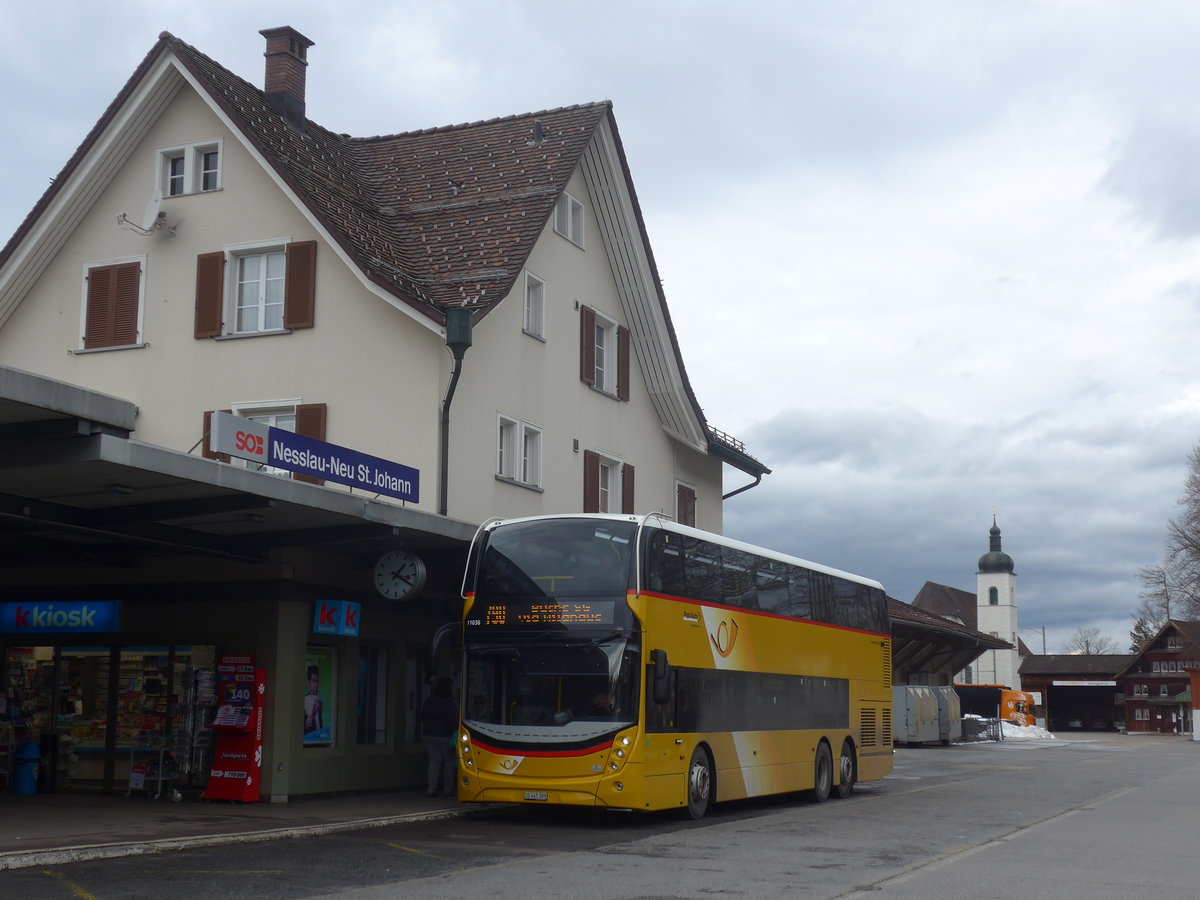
[810,741,833,803]
[685,746,713,819]
[834,739,856,799]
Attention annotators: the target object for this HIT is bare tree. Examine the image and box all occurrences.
[1062,626,1118,655]
[1137,442,1200,627]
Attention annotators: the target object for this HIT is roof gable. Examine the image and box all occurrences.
[912,580,977,628]
[1115,619,1200,679]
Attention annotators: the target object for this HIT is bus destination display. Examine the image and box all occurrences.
[475,600,615,627]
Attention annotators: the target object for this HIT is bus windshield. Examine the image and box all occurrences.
[463,518,640,746]
[462,632,640,745]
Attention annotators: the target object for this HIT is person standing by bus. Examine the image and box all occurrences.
[421,677,457,797]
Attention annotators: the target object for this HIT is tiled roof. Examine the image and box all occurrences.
[1018,654,1132,677]
[888,596,1010,647]
[912,580,976,628]
[162,33,608,319]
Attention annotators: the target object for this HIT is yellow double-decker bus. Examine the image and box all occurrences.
[455,513,892,818]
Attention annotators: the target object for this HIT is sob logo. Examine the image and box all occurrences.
[234,429,266,458]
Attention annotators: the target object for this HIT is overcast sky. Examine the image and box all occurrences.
[5,1,1200,654]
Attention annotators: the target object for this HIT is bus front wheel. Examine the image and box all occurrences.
[810,741,833,803]
[685,746,713,819]
[834,739,856,799]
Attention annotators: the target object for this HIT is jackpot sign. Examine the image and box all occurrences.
[210,411,419,502]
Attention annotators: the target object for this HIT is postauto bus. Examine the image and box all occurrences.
[454,513,893,818]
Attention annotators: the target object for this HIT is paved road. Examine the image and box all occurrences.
[7,732,1196,899]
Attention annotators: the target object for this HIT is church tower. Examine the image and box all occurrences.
[975,518,1019,687]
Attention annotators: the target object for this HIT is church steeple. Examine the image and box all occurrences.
[978,516,1015,574]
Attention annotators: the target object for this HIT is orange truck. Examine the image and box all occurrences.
[1000,689,1034,726]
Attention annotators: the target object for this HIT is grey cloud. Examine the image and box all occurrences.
[723,405,1197,642]
[1100,116,1200,240]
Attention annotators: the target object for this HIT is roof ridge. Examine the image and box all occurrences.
[348,101,611,143]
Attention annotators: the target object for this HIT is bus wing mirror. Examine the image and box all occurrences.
[425,622,458,681]
[651,648,673,705]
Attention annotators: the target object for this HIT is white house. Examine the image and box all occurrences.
[0,27,767,799]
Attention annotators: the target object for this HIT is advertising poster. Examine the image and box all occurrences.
[303,646,335,745]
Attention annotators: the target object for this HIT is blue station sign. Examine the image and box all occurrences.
[210,411,419,503]
[0,600,120,634]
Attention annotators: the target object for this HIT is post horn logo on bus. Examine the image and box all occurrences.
[710,618,740,659]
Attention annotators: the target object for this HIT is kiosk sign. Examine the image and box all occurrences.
[210,411,419,502]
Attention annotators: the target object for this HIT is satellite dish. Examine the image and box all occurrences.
[140,189,164,232]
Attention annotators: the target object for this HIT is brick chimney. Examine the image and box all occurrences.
[259,26,314,131]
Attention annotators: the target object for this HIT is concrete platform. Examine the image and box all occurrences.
[0,789,472,870]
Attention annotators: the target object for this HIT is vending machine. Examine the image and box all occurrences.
[202,655,265,803]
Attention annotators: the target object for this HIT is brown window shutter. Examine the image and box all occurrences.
[293,402,327,484]
[84,262,141,349]
[283,240,317,329]
[202,409,232,462]
[194,252,225,338]
[621,463,635,514]
[583,450,600,513]
[677,484,696,528]
[616,325,631,401]
[112,263,141,346]
[579,305,596,385]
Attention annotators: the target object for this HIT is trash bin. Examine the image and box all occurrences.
[14,740,41,795]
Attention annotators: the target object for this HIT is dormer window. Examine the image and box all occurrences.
[159,139,222,196]
[554,192,584,247]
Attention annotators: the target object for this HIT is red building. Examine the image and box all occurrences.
[1116,620,1200,734]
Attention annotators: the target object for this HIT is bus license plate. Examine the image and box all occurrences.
[524,791,548,801]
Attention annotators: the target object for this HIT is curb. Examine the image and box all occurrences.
[0,804,480,871]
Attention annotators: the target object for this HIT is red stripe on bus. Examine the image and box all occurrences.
[637,590,890,639]
[468,736,614,758]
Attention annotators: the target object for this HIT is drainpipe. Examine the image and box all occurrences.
[439,308,473,516]
[722,472,763,501]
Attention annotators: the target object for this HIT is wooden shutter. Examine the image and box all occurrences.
[194,252,225,338]
[293,402,327,484]
[202,409,232,462]
[616,325,631,401]
[621,463,635,514]
[283,240,317,329]
[579,305,596,385]
[677,484,696,528]
[84,261,140,349]
[583,450,600,513]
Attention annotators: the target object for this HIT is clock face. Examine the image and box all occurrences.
[373,550,426,600]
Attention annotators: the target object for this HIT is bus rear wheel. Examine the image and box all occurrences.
[834,739,856,799]
[685,746,713,819]
[810,741,833,803]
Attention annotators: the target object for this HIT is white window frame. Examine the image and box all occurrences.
[158,138,223,196]
[497,414,542,488]
[224,239,290,336]
[596,452,624,514]
[1135,708,1149,721]
[593,310,618,394]
[523,270,545,339]
[230,400,299,476]
[553,192,584,247]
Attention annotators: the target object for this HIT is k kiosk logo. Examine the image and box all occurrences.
[313,599,361,637]
[1,601,120,634]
